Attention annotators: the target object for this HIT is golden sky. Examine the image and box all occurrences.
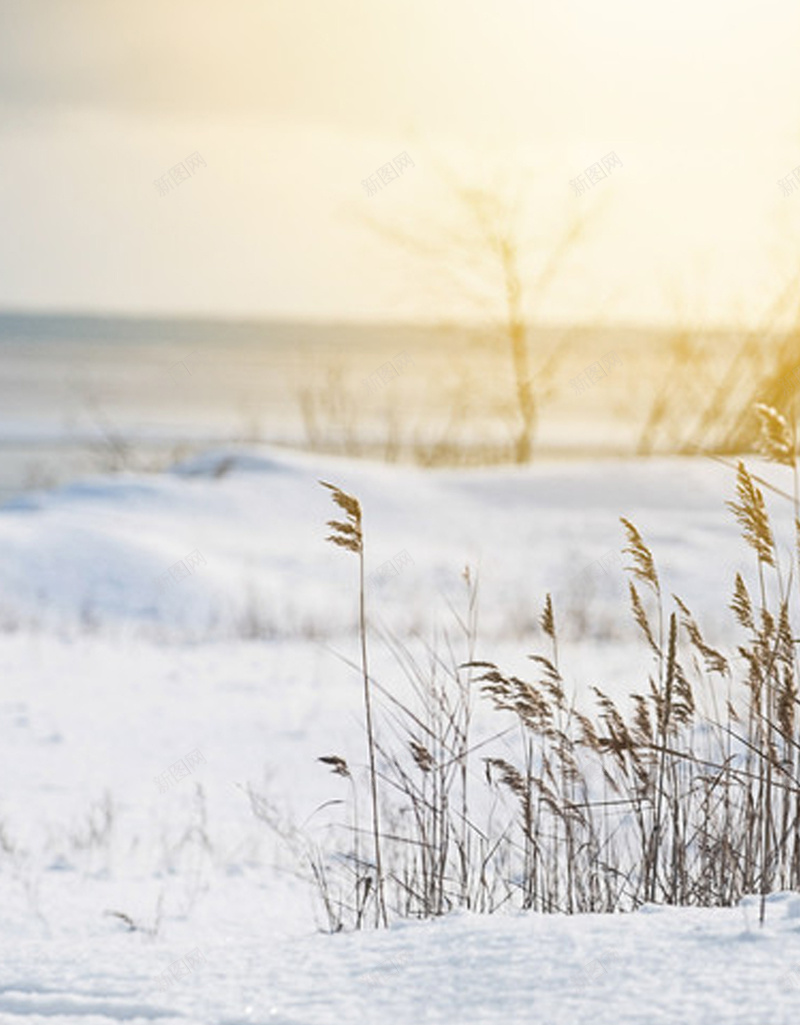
[0,0,799,326]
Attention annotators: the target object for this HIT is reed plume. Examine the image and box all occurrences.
[320,481,387,927]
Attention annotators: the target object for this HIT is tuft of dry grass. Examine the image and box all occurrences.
[264,412,800,930]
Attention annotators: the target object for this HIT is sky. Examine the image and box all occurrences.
[0,0,799,326]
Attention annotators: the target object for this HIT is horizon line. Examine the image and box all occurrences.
[0,306,783,336]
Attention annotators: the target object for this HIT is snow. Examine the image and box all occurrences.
[0,445,798,1023]
[2,889,800,1023]
[0,445,790,645]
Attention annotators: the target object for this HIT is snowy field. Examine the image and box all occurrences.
[1,446,799,1023]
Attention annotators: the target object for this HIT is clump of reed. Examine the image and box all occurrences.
[261,403,799,930]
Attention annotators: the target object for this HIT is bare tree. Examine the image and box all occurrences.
[359,162,591,462]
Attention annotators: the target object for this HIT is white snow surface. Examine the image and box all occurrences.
[1,446,799,1023]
